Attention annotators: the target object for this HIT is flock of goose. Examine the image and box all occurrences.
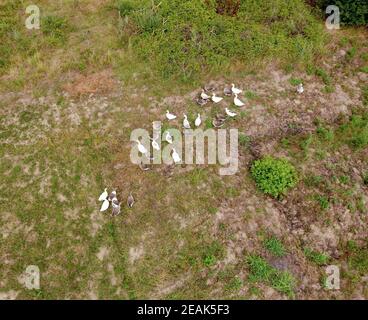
[97,81,305,213]
[98,188,134,215]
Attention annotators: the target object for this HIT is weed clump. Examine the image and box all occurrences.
[247,255,295,298]
[251,156,298,198]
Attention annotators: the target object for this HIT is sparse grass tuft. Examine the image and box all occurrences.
[264,236,286,257]
[247,255,295,298]
[304,248,329,266]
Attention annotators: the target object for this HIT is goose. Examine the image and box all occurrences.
[212,118,225,128]
[225,108,237,117]
[108,190,117,202]
[166,110,177,120]
[183,114,191,129]
[297,83,304,94]
[196,97,209,106]
[231,83,242,95]
[111,203,121,216]
[172,148,181,164]
[127,193,134,208]
[195,113,201,127]
[152,140,160,151]
[136,139,148,154]
[98,188,108,201]
[204,84,215,92]
[201,89,210,100]
[212,93,223,103]
[234,94,245,107]
[224,86,232,96]
[165,132,173,144]
[216,114,227,121]
[100,199,109,212]
[150,137,160,151]
[111,198,121,216]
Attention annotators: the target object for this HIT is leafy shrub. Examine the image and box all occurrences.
[251,156,298,198]
[316,0,368,26]
[120,0,325,80]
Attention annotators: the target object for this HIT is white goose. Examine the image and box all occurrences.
[151,138,160,151]
[201,89,210,100]
[172,148,181,164]
[195,113,201,127]
[183,114,191,129]
[100,199,109,212]
[297,83,304,94]
[231,83,242,95]
[98,188,108,201]
[166,110,177,120]
[234,94,245,107]
[225,108,237,117]
[165,132,173,144]
[212,93,223,103]
[136,140,148,154]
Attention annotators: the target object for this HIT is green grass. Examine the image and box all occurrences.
[247,255,295,298]
[263,236,286,257]
[304,248,329,266]
[118,0,326,81]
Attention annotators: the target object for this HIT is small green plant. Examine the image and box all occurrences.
[117,0,136,16]
[264,236,286,257]
[317,125,334,141]
[315,194,330,210]
[347,241,368,275]
[363,86,368,106]
[304,248,329,266]
[339,175,350,185]
[360,66,368,74]
[289,78,303,86]
[247,255,295,298]
[363,172,368,186]
[346,47,357,61]
[225,277,243,292]
[251,156,298,198]
[239,134,251,148]
[42,15,70,46]
[202,241,224,267]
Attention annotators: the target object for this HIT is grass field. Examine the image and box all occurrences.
[1,0,368,300]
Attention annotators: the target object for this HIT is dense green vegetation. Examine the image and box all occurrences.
[117,0,326,80]
[316,0,368,26]
[251,157,298,198]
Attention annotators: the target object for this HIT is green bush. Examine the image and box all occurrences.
[251,157,298,198]
[120,0,325,80]
[317,0,368,26]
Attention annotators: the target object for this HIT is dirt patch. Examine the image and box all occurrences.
[63,70,118,97]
